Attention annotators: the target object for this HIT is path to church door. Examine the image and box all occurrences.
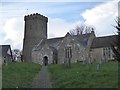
[43,56,48,66]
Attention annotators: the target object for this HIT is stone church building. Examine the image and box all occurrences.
[23,13,117,65]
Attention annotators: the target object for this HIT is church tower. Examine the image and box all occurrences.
[23,13,48,62]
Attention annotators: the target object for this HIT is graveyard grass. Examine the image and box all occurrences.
[48,61,118,88]
[2,62,41,88]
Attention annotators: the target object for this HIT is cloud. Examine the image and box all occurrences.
[0,17,81,50]
[1,18,24,50]
[1,1,117,50]
[2,0,112,2]
[81,0,118,36]
[48,18,82,38]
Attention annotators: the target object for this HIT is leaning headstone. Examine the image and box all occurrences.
[64,58,71,68]
[83,60,85,64]
[86,61,90,70]
[96,63,100,71]
[4,57,7,66]
[88,57,91,64]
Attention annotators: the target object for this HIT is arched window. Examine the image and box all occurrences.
[65,47,72,58]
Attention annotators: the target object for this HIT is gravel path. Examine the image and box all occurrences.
[31,66,52,88]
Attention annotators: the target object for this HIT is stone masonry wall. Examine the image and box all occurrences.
[32,43,53,65]
[23,13,48,62]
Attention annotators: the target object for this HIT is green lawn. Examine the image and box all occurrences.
[2,62,41,88]
[48,61,118,88]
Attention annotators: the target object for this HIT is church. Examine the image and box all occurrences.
[23,13,117,65]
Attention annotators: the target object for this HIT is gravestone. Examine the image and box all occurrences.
[64,58,71,67]
[96,63,100,71]
[4,57,7,66]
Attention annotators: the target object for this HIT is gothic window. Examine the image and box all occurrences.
[65,48,67,58]
[65,47,72,58]
[103,48,105,56]
[108,47,111,58]
[103,47,111,59]
[106,48,108,56]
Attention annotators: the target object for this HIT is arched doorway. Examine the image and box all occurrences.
[43,56,48,66]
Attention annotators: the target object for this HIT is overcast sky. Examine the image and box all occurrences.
[0,0,119,50]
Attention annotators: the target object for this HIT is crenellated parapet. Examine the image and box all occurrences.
[24,13,48,22]
[23,13,48,62]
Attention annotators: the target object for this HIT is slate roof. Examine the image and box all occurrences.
[32,39,46,51]
[47,37,63,45]
[0,45,12,58]
[91,35,117,49]
[47,33,91,46]
[33,33,91,51]
[73,33,91,46]
[33,32,117,51]
[33,39,58,53]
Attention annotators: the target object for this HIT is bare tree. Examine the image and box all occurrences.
[69,24,94,35]
[12,49,21,61]
[74,25,83,35]
[84,25,94,34]
[69,29,76,35]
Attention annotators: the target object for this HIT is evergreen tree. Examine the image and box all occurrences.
[112,17,120,62]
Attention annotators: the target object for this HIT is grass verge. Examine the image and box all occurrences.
[2,62,41,88]
[48,61,118,88]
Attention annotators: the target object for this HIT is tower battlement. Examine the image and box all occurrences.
[24,13,48,22]
[23,13,48,62]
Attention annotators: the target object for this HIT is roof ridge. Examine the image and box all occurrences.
[48,37,64,40]
[96,35,117,38]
